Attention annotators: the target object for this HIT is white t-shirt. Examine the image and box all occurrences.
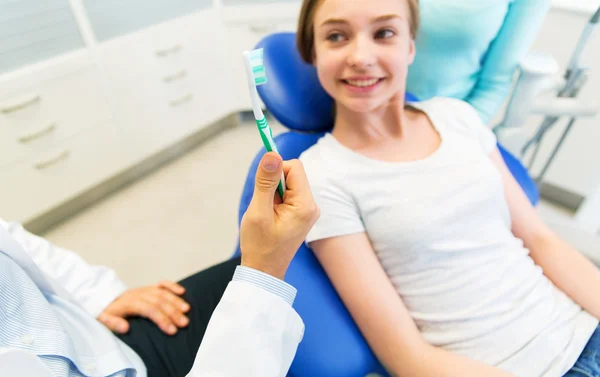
[299,97,598,377]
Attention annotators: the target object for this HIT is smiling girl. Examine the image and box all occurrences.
[297,0,600,376]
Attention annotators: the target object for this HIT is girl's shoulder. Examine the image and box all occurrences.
[410,97,497,153]
[410,97,483,129]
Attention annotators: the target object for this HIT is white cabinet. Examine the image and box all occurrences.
[0,1,301,226]
[182,12,234,127]
[93,9,233,166]
[0,52,112,169]
[0,120,126,222]
[0,50,122,223]
[82,0,213,42]
[0,0,84,74]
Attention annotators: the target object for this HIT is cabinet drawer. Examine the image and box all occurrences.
[141,12,232,142]
[0,65,113,168]
[96,10,233,146]
[174,11,234,132]
[95,12,205,84]
[0,121,127,223]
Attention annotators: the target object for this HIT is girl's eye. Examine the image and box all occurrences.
[327,32,345,42]
[375,29,395,39]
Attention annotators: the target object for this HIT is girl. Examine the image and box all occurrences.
[297,0,600,376]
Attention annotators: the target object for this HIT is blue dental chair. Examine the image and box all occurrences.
[233,32,540,377]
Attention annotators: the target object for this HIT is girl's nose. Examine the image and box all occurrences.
[347,35,376,69]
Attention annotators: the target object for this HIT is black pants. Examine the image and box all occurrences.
[118,257,241,377]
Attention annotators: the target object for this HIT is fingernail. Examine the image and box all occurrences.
[180,317,189,326]
[263,155,280,172]
[169,325,177,334]
[118,323,128,333]
[181,303,190,311]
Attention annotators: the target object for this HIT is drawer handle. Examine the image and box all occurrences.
[249,25,275,33]
[18,123,57,143]
[169,93,193,107]
[156,44,183,57]
[162,69,188,83]
[34,149,70,170]
[1,94,41,114]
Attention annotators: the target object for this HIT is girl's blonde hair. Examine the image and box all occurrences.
[296,0,420,64]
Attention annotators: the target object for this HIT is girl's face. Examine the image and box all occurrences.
[312,0,416,114]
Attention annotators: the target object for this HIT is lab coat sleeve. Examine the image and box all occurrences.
[0,348,54,377]
[466,0,551,125]
[0,218,127,318]
[187,280,305,377]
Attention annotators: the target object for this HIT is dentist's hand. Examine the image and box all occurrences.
[240,152,320,280]
[98,281,190,335]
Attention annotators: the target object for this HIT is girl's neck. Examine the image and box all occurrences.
[332,95,417,149]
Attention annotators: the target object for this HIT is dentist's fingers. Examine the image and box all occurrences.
[157,280,186,296]
[282,159,312,197]
[251,152,284,212]
[133,299,179,335]
[98,313,130,334]
[240,155,319,280]
[142,290,189,330]
[280,159,319,222]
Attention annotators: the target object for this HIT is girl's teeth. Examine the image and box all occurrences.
[346,79,379,87]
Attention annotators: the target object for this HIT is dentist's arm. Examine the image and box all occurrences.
[466,0,551,124]
[0,220,192,336]
[188,153,320,377]
[0,349,55,377]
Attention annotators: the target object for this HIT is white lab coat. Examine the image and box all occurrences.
[0,219,304,377]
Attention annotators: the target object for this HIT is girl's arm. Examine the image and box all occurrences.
[490,148,600,320]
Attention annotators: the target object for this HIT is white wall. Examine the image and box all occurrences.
[524,7,599,198]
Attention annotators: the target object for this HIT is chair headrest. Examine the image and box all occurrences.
[256,33,335,133]
[255,32,419,133]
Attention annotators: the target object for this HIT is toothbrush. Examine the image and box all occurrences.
[242,48,286,198]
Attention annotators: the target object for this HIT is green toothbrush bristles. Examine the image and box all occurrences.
[248,48,268,86]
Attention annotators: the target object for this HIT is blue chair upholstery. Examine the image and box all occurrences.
[498,144,540,205]
[234,32,539,377]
